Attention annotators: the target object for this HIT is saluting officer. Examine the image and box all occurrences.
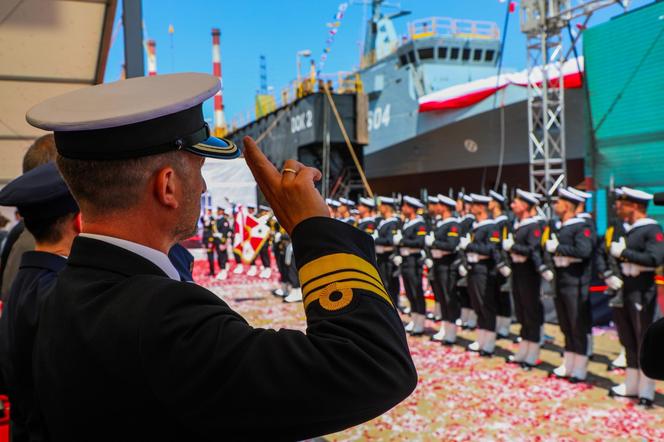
[456,193,478,329]
[357,197,378,234]
[502,189,547,369]
[0,163,80,442]
[460,194,502,356]
[393,196,428,336]
[26,73,416,441]
[489,190,513,339]
[201,208,218,276]
[426,195,461,344]
[546,188,594,382]
[373,197,401,307]
[607,187,664,408]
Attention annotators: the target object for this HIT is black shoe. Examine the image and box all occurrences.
[608,388,637,399]
[498,333,510,340]
[521,362,535,371]
[505,355,522,365]
[568,376,586,384]
[441,340,455,347]
[479,350,494,358]
[638,398,654,409]
[512,336,522,344]
[410,331,425,337]
[607,363,626,372]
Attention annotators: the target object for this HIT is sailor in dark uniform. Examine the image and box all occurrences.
[201,208,218,276]
[214,206,232,279]
[338,198,357,226]
[26,73,417,441]
[607,187,664,407]
[425,195,442,321]
[489,190,513,339]
[373,197,400,307]
[456,193,478,329]
[503,189,547,368]
[462,194,502,356]
[426,195,460,344]
[394,196,428,336]
[0,162,80,442]
[546,188,594,382]
[326,198,341,218]
[357,197,377,235]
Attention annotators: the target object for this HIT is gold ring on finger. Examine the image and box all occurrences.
[282,168,297,175]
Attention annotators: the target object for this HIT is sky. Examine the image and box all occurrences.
[104,0,652,124]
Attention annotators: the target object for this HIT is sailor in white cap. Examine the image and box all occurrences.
[394,196,428,335]
[455,192,478,330]
[357,197,377,235]
[546,188,594,382]
[460,194,502,356]
[503,189,547,369]
[374,197,402,307]
[489,190,513,339]
[607,187,664,408]
[426,195,461,344]
[337,198,357,226]
[326,198,341,218]
[25,73,416,440]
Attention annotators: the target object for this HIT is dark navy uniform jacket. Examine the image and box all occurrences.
[619,218,664,271]
[458,214,475,236]
[552,218,594,284]
[374,217,399,255]
[33,218,417,442]
[431,217,460,261]
[510,217,544,270]
[0,251,66,442]
[466,219,501,263]
[357,217,377,235]
[399,217,427,252]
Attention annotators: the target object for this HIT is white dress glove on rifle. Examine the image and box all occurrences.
[605,275,624,290]
[424,258,433,269]
[392,231,403,246]
[545,235,559,254]
[424,232,435,247]
[371,230,379,240]
[458,264,468,277]
[541,269,554,282]
[498,264,512,277]
[459,234,471,250]
[502,234,514,252]
[610,237,626,258]
[392,255,403,266]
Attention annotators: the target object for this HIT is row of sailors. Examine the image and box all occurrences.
[327,186,664,408]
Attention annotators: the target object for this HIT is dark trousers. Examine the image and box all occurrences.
[216,244,228,269]
[613,273,658,368]
[401,254,425,314]
[512,262,544,343]
[203,238,216,275]
[468,261,497,331]
[431,258,459,322]
[554,265,591,354]
[377,253,400,307]
[259,245,270,267]
[495,274,512,317]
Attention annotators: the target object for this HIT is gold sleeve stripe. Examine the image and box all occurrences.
[448,232,459,237]
[417,231,427,236]
[304,280,394,310]
[303,271,386,298]
[489,237,500,243]
[299,253,382,289]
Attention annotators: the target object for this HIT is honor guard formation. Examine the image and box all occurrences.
[323,185,664,409]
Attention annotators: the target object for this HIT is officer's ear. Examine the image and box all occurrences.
[153,165,179,210]
[73,212,82,234]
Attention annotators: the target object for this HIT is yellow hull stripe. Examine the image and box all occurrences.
[299,253,382,289]
[304,280,394,310]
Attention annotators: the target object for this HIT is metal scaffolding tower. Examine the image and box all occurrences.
[259,55,268,95]
[520,0,628,194]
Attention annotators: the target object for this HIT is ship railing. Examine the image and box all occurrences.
[408,17,500,41]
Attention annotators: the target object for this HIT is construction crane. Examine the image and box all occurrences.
[520,0,629,195]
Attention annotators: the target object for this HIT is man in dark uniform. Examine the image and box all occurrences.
[0,162,80,442]
[214,206,232,280]
[27,73,417,441]
[503,189,548,368]
[201,208,218,276]
[256,205,273,279]
[489,190,513,339]
[462,194,502,356]
[546,188,594,382]
[373,196,400,307]
[357,197,377,235]
[394,196,428,336]
[325,198,340,218]
[607,187,664,407]
[456,193,477,329]
[426,195,460,344]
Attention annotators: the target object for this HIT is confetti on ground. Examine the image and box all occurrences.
[193,259,664,441]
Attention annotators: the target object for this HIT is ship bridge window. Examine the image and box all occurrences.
[473,49,483,61]
[485,50,495,62]
[418,47,434,60]
[462,48,471,61]
[438,47,448,59]
[450,47,460,60]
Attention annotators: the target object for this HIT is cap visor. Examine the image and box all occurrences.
[188,136,240,159]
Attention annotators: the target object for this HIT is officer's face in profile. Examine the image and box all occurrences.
[174,153,207,240]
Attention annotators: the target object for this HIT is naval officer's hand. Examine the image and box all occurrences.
[243,136,328,234]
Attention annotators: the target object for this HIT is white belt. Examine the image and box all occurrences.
[431,249,451,259]
[466,253,489,263]
[510,253,527,263]
[553,256,582,268]
[621,262,655,277]
[375,245,394,254]
[400,247,421,256]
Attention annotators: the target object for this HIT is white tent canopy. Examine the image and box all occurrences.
[201,158,257,210]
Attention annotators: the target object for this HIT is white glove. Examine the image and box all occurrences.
[605,275,624,291]
[274,232,282,243]
[392,255,403,266]
[498,264,512,277]
[545,236,559,254]
[459,234,471,250]
[541,269,554,282]
[393,231,403,246]
[458,264,468,277]
[371,230,379,240]
[424,258,433,269]
[502,234,514,252]
[610,237,626,258]
[424,232,435,247]
[213,233,222,239]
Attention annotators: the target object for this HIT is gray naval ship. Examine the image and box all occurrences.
[354,0,586,193]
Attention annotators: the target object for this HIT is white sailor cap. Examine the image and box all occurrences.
[436,194,457,208]
[247,204,257,210]
[618,187,653,205]
[338,197,356,207]
[358,197,376,208]
[326,198,341,208]
[470,193,491,205]
[558,188,585,204]
[378,196,397,207]
[515,188,539,206]
[427,195,439,204]
[26,73,239,160]
[567,187,592,201]
[462,194,473,203]
[402,195,424,209]
[350,208,360,215]
[258,204,271,212]
[489,190,505,203]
